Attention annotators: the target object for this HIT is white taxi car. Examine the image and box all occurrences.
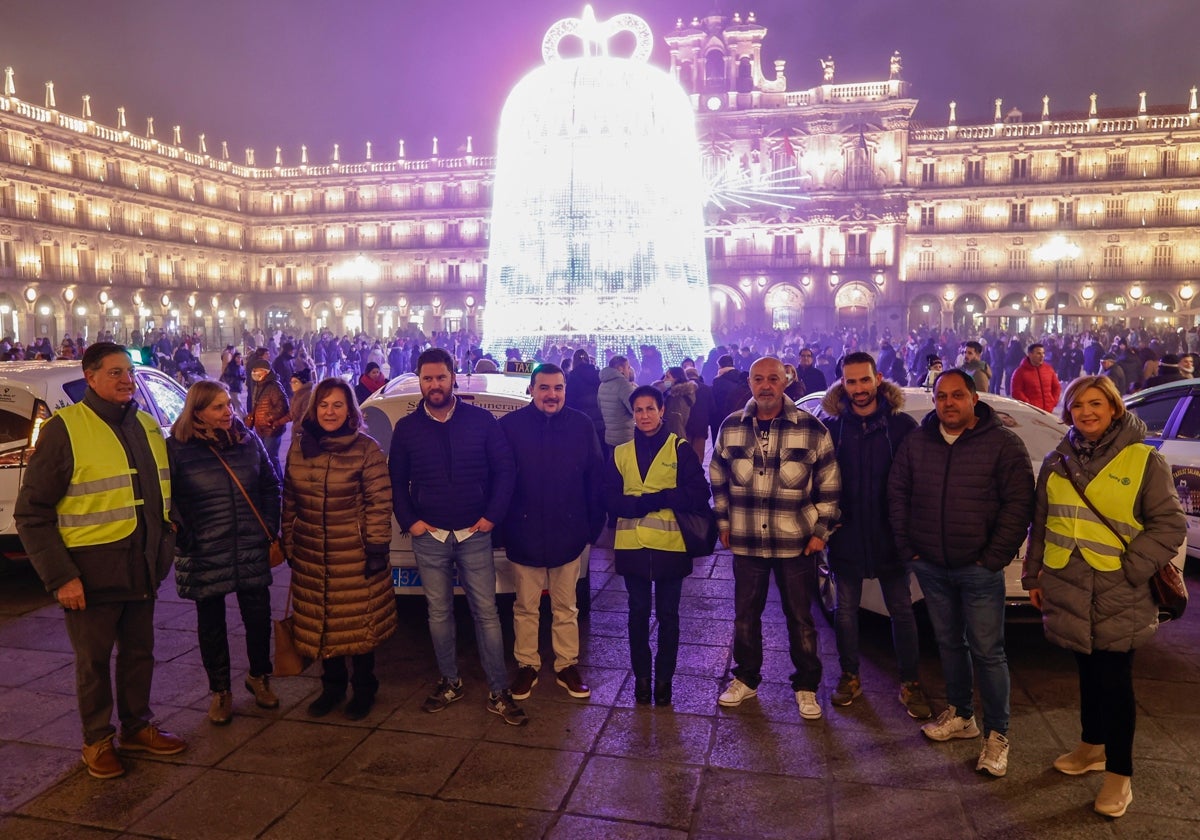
[360,367,592,608]
[1122,378,1200,559]
[0,359,188,553]
[796,387,1066,619]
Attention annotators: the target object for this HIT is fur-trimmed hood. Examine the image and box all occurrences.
[820,379,907,417]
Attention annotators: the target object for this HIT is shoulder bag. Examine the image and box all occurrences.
[273,585,312,676]
[672,439,718,559]
[210,446,286,568]
[1057,453,1187,621]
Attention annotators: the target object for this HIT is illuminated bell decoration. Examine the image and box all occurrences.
[484,6,715,360]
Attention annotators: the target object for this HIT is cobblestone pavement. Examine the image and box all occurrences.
[0,548,1197,839]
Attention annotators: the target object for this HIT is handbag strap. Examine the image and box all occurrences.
[209,445,275,542]
[1057,452,1128,548]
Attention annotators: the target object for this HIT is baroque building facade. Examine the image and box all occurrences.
[0,11,1197,348]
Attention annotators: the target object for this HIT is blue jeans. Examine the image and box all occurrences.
[732,554,821,692]
[911,561,1010,736]
[834,568,921,682]
[623,576,683,683]
[263,433,284,480]
[413,530,508,693]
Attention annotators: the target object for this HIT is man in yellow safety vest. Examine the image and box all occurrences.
[16,342,185,779]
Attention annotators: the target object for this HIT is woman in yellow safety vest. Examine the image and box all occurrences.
[1023,375,1185,819]
[603,385,712,707]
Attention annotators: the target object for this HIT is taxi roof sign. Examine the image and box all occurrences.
[505,360,535,376]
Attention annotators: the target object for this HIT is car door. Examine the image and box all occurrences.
[1139,386,1200,558]
[133,368,188,434]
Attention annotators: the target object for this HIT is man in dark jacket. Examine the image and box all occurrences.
[389,348,525,725]
[1101,352,1127,395]
[500,364,605,702]
[817,352,928,719]
[564,349,606,448]
[888,368,1034,778]
[1057,337,1084,383]
[710,354,751,441]
[271,341,296,385]
[796,347,828,395]
[15,342,185,779]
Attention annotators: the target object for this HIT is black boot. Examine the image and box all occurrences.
[654,680,672,707]
[344,691,376,721]
[634,677,652,705]
[307,687,345,718]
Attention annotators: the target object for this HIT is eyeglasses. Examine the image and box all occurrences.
[103,367,135,380]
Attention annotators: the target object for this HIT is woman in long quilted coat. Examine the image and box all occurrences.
[283,377,396,721]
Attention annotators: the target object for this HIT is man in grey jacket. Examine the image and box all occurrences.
[597,355,636,456]
[888,368,1034,779]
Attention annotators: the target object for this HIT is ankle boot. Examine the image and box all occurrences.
[1094,772,1132,818]
[344,691,376,721]
[307,687,345,718]
[1053,741,1106,775]
[634,677,652,705]
[244,674,280,709]
[208,690,234,725]
[654,680,672,707]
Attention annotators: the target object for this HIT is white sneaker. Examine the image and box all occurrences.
[921,705,981,741]
[718,678,758,707]
[976,731,1010,777]
[796,690,822,720]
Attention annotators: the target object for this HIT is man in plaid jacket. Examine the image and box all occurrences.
[711,356,841,721]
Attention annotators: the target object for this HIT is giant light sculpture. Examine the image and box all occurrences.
[483,7,715,360]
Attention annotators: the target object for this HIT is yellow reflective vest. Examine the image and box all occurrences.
[1044,443,1150,572]
[54,402,171,548]
[613,433,687,553]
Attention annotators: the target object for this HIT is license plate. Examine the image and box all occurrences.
[392,566,461,588]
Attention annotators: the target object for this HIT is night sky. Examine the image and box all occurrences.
[0,0,1194,163]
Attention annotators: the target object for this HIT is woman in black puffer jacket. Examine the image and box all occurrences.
[168,380,281,726]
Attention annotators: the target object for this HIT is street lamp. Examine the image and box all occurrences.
[332,255,380,337]
[1034,234,1080,334]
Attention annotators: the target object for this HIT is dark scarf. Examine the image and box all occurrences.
[1067,420,1118,463]
[300,417,354,458]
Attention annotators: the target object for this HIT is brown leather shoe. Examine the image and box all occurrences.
[118,724,187,755]
[555,665,591,699]
[82,736,125,779]
[244,674,280,709]
[208,690,233,725]
[510,666,539,700]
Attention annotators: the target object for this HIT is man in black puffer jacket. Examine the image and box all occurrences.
[817,352,927,720]
[500,364,605,703]
[888,368,1034,778]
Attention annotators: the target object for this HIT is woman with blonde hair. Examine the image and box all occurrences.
[283,377,396,720]
[168,380,281,724]
[1023,374,1185,818]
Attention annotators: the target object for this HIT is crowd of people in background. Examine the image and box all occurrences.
[10,318,1200,418]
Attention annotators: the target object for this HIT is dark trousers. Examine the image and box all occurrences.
[623,576,684,683]
[1076,649,1136,776]
[62,600,156,745]
[195,586,273,692]
[732,554,821,692]
[322,651,378,697]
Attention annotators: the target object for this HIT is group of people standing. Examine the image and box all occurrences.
[14,342,1185,821]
